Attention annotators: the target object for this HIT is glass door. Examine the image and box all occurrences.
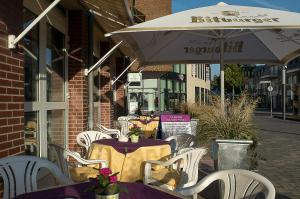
[24,3,68,157]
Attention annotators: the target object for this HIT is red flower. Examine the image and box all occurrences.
[99,168,112,176]
[109,175,117,183]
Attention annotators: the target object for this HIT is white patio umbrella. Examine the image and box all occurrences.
[107,2,300,106]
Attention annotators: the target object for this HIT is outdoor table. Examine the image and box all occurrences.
[14,181,186,199]
[129,116,159,138]
[87,138,171,182]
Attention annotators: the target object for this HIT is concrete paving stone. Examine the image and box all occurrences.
[254,115,300,199]
[196,115,300,198]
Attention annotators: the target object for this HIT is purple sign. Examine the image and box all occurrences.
[161,114,190,122]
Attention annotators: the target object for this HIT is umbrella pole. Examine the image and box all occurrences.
[220,38,225,110]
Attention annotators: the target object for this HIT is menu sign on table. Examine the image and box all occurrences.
[160,114,191,138]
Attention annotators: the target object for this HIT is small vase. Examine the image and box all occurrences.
[130,135,139,143]
[95,193,119,199]
[118,135,129,142]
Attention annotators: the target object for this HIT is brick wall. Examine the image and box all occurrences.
[100,68,112,128]
[0,0,24,158]
[115,81,126,119]
[134,0,172,20]
[68,10,89,151]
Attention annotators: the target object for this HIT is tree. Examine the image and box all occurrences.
[224,64,244,98]
[211,75,220,95]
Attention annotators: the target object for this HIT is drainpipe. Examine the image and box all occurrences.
[282,65,287,120]
[88,12,94,129]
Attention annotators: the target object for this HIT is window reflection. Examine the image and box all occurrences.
[47,110,65,147]
[24,8,39,101]
[46,25,65,102]
[24,112,38,155]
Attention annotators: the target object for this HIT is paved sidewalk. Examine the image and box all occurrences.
[254,115,300,199]
[196,115,300,199]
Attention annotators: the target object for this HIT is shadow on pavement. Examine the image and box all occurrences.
[276,193,293,199]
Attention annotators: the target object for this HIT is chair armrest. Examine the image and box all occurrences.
[76,137,89,151]
[65,149,108,168]
[96,124,121,137]
[176,170,219,197]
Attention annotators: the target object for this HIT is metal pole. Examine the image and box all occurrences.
[88,12,94,129]
[86,41,123,75]
[282,66,286,120]
[270,91,273,117]
[9,0,61,48]
[111,59,137,85]
[220,37,225,110]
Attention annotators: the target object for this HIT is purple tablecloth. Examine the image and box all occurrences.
[93,139,170,154]
[14,182,183,199]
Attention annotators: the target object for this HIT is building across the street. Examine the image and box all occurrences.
[186,64,211,104]
[242,58,300,115]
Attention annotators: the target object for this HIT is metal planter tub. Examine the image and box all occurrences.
[212,139,253,171]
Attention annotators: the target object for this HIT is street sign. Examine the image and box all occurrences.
[259,80,271,84]
[127,73,142,88]
[127,73,142,82]
[268,85,273,92]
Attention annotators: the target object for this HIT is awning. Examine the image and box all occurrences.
[79,0,137,58]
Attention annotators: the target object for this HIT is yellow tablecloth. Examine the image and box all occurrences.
[87,142,171,182]
[129,117,159,138]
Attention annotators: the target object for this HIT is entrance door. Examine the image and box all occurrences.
[23,3,68,157]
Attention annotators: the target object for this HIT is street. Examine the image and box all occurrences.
[254,115,300,199]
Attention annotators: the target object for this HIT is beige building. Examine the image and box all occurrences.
[186,64,211,104]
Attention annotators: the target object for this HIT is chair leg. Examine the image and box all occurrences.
[193,193,197,199]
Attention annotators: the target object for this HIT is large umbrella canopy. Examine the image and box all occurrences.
[107,2,300,105]
[107,2,300,65]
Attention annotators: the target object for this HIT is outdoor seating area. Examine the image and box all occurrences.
[2,0,299,198]
[0,117,277,199]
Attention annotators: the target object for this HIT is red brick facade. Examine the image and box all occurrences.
[68,10,89,151]
[0,0,24,158]
[100,68,113,128]
[0,0,173,159]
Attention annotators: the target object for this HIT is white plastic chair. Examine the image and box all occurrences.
[96,123,120,138]
[0,155,71,199]
[76,130,112,152]
[48,144,108,183]
[48,144,107,177]
[144,148,207,191]
[177,169,276,199]
[164,133,196,154]
[118,116,131,135]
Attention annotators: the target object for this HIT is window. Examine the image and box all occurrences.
[46,25,65,102]
[24,8,39,101]
[195,87,200,102]
[24,112,38,155]
[24,3,67,157]
[201,88,205,103]
[173,64,180,73]
[180,64,186,74]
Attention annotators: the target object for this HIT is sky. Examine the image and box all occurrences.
[172,0,300,77]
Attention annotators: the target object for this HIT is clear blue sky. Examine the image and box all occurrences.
[172,0,300,77]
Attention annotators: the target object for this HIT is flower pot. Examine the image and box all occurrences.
[130,135,139,143]
[95,193,119,199]
[212,139,253,171]
[212,139,253,199]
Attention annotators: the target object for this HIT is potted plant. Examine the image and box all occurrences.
[180,93,259,171]
[128,124,143,143]
[88,168,126,199]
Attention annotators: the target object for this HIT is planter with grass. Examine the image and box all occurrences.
[180,93,259,171]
